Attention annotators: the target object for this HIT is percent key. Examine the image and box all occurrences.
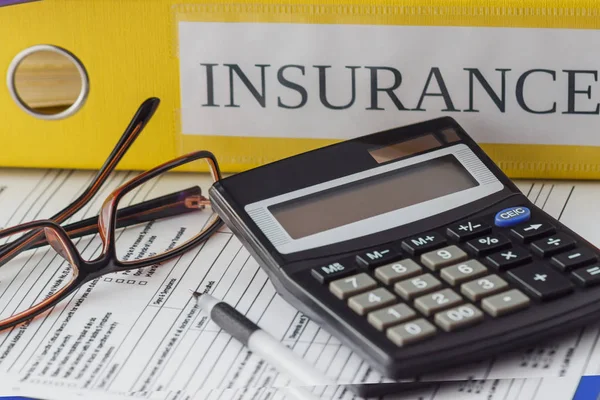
[466,234,511,256]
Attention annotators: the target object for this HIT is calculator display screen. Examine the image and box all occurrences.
[269,155,478,240]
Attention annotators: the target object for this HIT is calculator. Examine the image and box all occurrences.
[208,117,600,393]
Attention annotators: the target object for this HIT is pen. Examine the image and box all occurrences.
[191,291,336,399]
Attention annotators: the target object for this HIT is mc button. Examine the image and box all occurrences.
[494,206,531,228]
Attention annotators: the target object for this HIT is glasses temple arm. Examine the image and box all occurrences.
[0,98,161,262]
[24,186,209,249]
[51,98,161,224]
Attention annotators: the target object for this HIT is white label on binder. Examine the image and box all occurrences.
[178,21,600,145]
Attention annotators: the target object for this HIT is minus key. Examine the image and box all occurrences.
[551,248,598,271]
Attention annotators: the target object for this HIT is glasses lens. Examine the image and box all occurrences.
[114,155,221,264]
[0,227,77,327]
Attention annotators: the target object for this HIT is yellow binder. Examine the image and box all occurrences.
[2,0,600,179]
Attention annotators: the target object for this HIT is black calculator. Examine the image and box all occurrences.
[208,117,600,393]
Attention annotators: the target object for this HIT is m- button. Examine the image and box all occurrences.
[356,247,399,268]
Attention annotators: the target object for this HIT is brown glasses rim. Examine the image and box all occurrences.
[96,149,223,266]
[0,150,224,332]
[0,221,83,330]
[0,97,161,266]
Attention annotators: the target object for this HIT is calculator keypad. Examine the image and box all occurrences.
[530,233,576,257]
[465,234,511,256]
[329,273,377,299]
[446,220,491,241]
[356,246,399,268]
[348,288,396,315]
[401,232,447,255]
[481,289,531,317]
[374,259,422,284]
[316,204,600,349]
[460,275,509,301]
[414,288,462,316]
[571,265,600,287]
[387,319,437,346]
[550,248,597,271]
[394,274,442,300]
[367,304,416,330]
[485,248,532,271]
[420,245,468,271]
[507,264,574,300]
[510,221,555,243]
[440,260,488,285]
[311,259,357,284]
[434,304,484,332]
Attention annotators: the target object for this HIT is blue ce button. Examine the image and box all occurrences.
[494,206,531,227]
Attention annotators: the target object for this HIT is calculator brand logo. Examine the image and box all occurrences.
[198,64,598,116]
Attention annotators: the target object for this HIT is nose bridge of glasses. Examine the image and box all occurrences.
[43,228,73,265]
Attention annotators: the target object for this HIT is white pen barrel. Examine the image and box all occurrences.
[248,330,334,387]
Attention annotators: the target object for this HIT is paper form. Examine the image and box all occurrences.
[0,168,598,400]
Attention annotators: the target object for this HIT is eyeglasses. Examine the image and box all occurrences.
[0,97,223,332]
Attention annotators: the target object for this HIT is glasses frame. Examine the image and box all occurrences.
[0,97,224,331]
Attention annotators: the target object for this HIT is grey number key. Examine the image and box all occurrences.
[387,318,437,346]
[394,273,442,300]
[414,288,463,316]
[367,304,416,331]
[374,259,422,284]
[440,260,488,286]
[329,273,377,299]
[420,245,468,271]
[482,289,531,317]
[434,304,484,332]
[460,274,508,301]
[348,288,396,315]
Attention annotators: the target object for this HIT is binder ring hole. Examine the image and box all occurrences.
[7,44,89,120]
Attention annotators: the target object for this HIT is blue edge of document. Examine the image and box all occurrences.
[2,376,600,400]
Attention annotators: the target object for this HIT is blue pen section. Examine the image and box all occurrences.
[572,376,600,400]
[0,397,35,400]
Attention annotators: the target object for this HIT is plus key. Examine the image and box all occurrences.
[507,263,574,301]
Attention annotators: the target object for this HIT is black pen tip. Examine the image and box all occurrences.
[190,290,202,298]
